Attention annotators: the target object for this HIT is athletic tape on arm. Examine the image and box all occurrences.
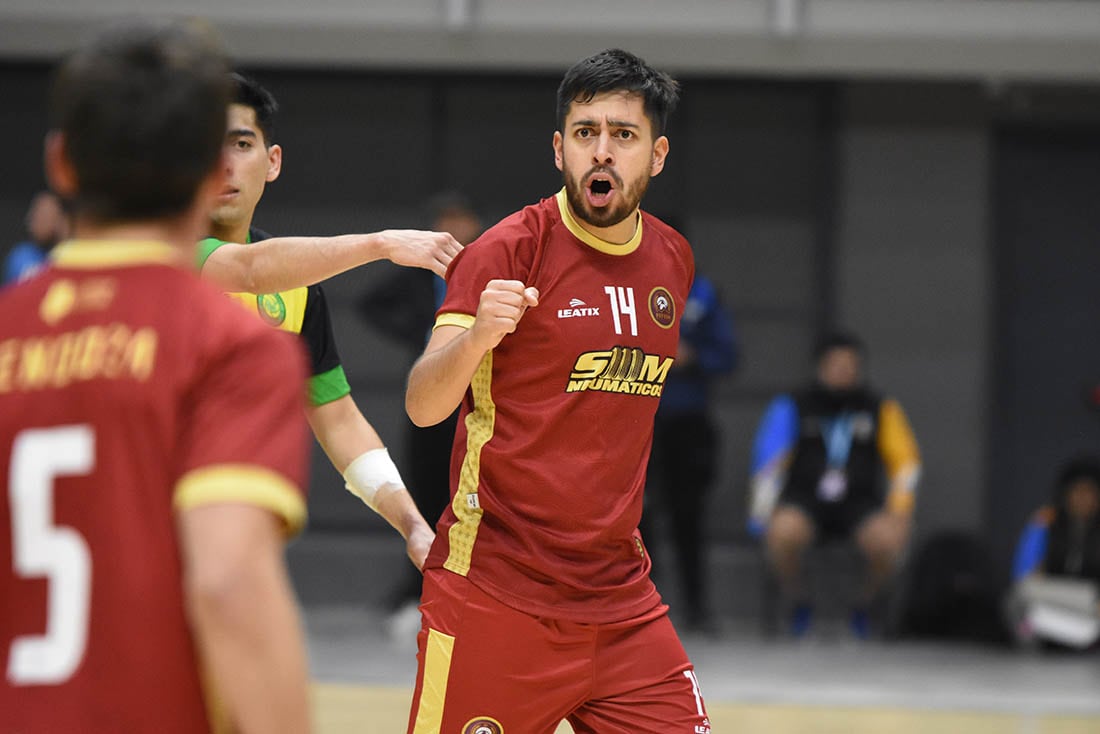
[342,448,405,512]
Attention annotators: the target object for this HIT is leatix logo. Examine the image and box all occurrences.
[565,345,674,397]
[557,297,600,319]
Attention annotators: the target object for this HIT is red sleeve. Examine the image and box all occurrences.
[438,214,539,323]
[173,313,311,534]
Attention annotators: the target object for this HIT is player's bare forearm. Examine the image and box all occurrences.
[407,281,539,427]
[180,505,311,734]
[309,396,435,565]
[307,395,385,474]
[202,230,461,292]
[406,325,489,427]
[374,488,436,570]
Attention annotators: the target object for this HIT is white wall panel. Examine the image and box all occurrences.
[1,1,1099,80]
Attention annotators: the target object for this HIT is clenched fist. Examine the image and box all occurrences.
[470,279,540,351]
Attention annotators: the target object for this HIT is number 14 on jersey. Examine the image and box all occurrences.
[603,286,638,337]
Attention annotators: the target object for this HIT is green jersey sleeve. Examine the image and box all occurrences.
[196,237,227,269]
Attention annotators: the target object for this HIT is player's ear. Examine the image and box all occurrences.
[650,136,669,177]
[44,131,77,199]
[552,131,564,172]
[266,143,282,183]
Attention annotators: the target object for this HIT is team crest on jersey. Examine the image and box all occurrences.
[462,717,503,734]
[648,286,675,328]
[256,293,287,326]
[39,278,118,326]
[39,279,77,325]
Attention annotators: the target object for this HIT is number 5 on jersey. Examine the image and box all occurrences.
[604,286,638,337]
[7,425,94,686]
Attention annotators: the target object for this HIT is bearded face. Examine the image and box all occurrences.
[553,91,668,241]
[562,159,651,231]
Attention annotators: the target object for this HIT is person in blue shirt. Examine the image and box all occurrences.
[640,271,738,635]
[1013,457,1100,583]
[3,190,68,284]
[1008,457,1100,648]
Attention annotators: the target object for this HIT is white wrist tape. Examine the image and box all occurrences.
[342,448,404,512]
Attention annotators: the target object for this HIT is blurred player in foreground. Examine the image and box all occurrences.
[405,48,710,733]
[0,20,312,733]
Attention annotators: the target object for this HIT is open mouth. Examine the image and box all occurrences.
[585,173,616,207]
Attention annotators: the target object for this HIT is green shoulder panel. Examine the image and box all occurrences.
[196,237,227,269]
[308,365,352,407]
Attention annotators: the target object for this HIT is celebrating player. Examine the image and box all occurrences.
[1,20,312,733]
[404,49,710,733]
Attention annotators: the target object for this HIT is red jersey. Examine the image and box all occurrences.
[427,190,694,623]
[0,240,310,733]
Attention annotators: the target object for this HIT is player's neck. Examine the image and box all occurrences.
[209,219,252,245]
[71,215,202,261]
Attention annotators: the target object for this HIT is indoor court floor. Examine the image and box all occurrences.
[304,604,1100,734]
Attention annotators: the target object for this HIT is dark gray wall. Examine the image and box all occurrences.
[990,124,1100,577]
[679,82,831,543]
[4,62,1099,590]
[0,65,52,243]
[834,82,992,545]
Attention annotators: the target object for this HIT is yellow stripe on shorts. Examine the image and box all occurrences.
[412,628,457,734]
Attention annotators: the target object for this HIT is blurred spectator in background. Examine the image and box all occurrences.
[3,190,68,284]
[640,265,737,635]
[748,332,921,638]
[1008,456,1100,650]
[357,192,483,632]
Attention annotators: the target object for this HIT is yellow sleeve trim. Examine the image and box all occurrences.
[887,486,917,516]
[174,464,306,536]
[434,312,475,331]
[877,399,921,478]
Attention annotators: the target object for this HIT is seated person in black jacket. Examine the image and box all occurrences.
[749,333,921,638]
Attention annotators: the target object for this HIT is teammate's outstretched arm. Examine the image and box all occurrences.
[201,229,462,293]
[180,504,311,734]
[308,395,435,569]
[406,279,539,427]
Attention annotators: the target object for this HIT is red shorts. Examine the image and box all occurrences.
[407,568,711,734]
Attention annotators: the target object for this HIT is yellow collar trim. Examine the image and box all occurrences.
[50,240,184,269]
[555,188,642,256]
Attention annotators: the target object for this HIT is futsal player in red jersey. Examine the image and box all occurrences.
[405,49,710,733]
[0,21,312,733]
